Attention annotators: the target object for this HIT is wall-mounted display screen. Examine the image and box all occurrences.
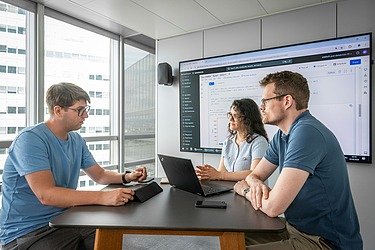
[179,33,372,163]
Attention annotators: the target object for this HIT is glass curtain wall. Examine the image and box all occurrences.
[44,16,116,188]
[0,1,33,186]
[0,0,156,192]
[124,45,155,177]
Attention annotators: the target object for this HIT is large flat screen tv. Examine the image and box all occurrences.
[179,33,372,163]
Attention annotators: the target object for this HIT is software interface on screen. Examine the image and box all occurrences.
[179,33,372,163]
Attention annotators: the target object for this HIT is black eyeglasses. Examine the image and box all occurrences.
[227,112,244,120]
[260,94,288,106]
[66,105,91,117]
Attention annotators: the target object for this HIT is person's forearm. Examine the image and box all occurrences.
[220,170,252,181]
[245,172,262,184]
[94,169,123,185]
[37,187,106,208]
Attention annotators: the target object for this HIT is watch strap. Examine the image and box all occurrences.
[122,170,132,184]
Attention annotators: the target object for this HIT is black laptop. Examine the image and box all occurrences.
[158,154,233,196]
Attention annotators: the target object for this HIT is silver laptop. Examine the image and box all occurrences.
[158,154,233,196]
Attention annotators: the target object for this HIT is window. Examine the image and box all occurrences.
[17,67,25,74]
[0,1,155,192]
[18,107,26,114]
[18,49,26,54]
[7,127,16,134]
[0,3,6,11]
[0,0,33,183]
[44,15,120,187]
[7,25,17,33]
[7,86,16,93]
[7,107,17,114]
[7,66,16,73]
[95,91,102,98]
[7,48,17,53]
[123,44,155,176]
[18,27,25,34]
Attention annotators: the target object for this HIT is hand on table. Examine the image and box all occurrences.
[101,188,134,206]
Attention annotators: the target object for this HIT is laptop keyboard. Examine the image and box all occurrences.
[201,184,223,195]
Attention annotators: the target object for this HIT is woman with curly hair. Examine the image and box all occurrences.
[196,98,268,181]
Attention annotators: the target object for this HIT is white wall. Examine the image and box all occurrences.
[156,0,375,248]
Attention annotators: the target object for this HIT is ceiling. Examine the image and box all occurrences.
[34,0,338,46]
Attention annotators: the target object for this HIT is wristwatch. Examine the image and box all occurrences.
[122,170,132,184]
[243,187,250,197]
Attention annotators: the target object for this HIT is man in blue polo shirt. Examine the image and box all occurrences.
[234,71,362,249]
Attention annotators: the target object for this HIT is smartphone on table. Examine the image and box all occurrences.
[195,200,227,209]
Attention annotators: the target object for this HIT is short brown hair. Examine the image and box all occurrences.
[259,71,309,110]
[46,82,90,114]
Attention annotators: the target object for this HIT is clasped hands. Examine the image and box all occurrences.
[234,178,270,210]
[126,166,148,183]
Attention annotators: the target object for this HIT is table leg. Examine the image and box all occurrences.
[94,229,245,250]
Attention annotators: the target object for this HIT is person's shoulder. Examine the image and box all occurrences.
[224,135,234,144]
[15,123,44,139]
[253,133,267,142]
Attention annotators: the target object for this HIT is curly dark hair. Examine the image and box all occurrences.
[228,98,268,142]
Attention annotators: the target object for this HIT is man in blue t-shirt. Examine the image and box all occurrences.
[0,82,148,250]
[234,71,362,249]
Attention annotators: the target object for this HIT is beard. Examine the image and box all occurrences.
[262,112,283,126]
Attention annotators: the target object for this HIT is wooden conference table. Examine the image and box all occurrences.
[50,180,285,250]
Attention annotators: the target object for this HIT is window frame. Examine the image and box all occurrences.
[0,0,156,190]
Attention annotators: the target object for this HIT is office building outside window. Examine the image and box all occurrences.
[0,1,31,186]
[0,1,156,191]
[124,45,155,177]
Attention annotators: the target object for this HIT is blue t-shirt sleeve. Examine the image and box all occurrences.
[284,124,327,174]
[9,131,51,176]
[75,134,96,170]
[251,136,268,160]
[264,131,281,166]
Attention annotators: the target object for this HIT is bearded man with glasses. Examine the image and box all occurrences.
[234,71,362,249]
[0,82,147,250]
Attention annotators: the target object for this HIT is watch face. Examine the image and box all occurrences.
[243,188,250,196]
